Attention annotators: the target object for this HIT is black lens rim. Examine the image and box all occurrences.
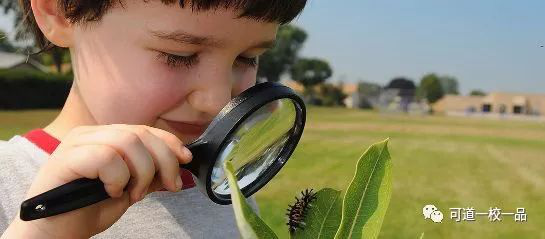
[188,82,306,205]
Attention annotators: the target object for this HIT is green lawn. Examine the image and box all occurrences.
[2,108,544,238]
[0,110,59,140]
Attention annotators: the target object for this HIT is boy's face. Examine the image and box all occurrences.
[70,1,278,143]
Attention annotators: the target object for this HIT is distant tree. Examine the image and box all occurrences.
[439,76,459,95]
[0,1,18,15]
[257,25,307,82]
[357,81,382,109]
[318,83,347,106]
[0,0,24,39]
[418,73,444,103]
[469,89,486,96]
[0,29,16,52]
[1,2,71,73]
[290,58,332,100]
[43,47,70,73]
[386,77,416,90]
[358,81,382,96]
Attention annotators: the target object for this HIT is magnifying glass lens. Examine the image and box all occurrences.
[211,98,297,195]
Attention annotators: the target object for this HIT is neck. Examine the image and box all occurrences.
[43,83,97,141]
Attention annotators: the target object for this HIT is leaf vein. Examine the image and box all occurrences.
[317,193,340,239]
[346,144,386,238]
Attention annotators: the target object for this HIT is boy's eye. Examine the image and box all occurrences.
[235,56,258,68]
[156,51,258,69]
[156,52,198,68]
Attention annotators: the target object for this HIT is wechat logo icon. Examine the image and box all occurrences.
[423,204,443,223]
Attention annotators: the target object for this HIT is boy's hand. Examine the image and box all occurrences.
[5,124,192,239]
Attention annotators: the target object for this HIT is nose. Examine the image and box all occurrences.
[186,68,233,118]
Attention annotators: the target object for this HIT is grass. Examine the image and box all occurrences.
[0,110,58,140]
[2,107,544,238]
[254,107,545,238]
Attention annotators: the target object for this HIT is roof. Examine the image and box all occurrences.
[483,92,545,105]
[281,79,305,92]
[341,83,358,95]
[0,51,27,68]
[433,92,545,114]
[432,94,484,112]
[280,79,359,95]
[0,51,49,72]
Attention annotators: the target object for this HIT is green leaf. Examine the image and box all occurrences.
[224,161,278,239]
[291,188,342,239]
[334,139,393,239]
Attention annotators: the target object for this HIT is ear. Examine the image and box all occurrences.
[30,0,73,47]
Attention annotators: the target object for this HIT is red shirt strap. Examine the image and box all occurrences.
[22,128,196,190]
[23,129,61,155]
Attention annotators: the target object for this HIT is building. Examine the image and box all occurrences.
[281,79,305,93]
[432,95,484,113]
[433,92,545,118]
[341,83,358,108]
[281,79,358,106]
[0,51,49,72]
[281,79,430,113]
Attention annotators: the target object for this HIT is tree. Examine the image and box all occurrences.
[1,0,24,39]
[439,76,459,95]
[358,81,381,96]
[0,29,16,52]
[418,73,444,103]
[290,58,332,100]
[0,1,20,53]
[386,77,416,90]
[386,77,416,110]
[257,25,307,82]
[1,2,71,74]
[0,0,18,15]
[357,81,382,109]
[318,83,347,107]
[469,89,486,96]
[42,47,70,73]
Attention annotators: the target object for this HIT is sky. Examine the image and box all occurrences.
[1,0,544,94]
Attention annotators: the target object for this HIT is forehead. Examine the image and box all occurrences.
[107,1,279,45]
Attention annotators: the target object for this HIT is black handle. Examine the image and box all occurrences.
[20,178,109,221]
[19,140,206,221]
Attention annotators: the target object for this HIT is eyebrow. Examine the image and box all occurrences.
[150,30,277,49]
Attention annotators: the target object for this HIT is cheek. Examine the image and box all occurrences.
[232,68,258,96]
[73,33,191,124]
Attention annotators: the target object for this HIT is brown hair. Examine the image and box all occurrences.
[18,0,307,51]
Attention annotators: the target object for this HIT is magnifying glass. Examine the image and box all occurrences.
[20,82,306,221]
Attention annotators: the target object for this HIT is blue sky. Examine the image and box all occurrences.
[2,1,544,94]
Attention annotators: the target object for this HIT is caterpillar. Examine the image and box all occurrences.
[286,188,317,234]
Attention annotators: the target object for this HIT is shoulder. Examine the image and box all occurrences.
[0,136,30,166]
[0,136,26,154]
[0,136,45,232]
[0,134,45,186]
[0,135,46,193]
[0,135,49,165]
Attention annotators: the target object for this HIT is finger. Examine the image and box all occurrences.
[88,125,185,192]
[133,129,182,192]
[146,177,167,194]
[67,125,192,164]
[65,129,156,203]
[142,126,193,164]
[51,144,130,198]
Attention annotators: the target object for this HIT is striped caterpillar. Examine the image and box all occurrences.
[286,189,317,234]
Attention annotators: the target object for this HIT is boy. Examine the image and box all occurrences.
[0,0,306,238]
